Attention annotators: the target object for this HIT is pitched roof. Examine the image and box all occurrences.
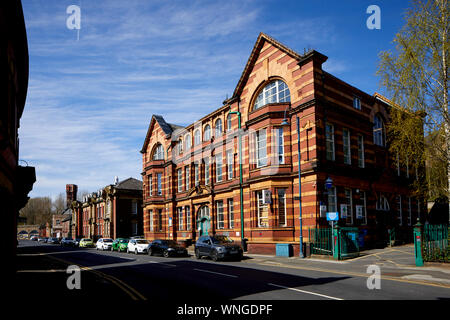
[141,114,185,153]
[231,32,327,99]
[115,177,142,191]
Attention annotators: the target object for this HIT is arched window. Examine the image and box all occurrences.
[253,79,290,110]
[226,113,232,131]
[194,129,201,145]
[153,144,164,160]
[373,114,385,146]
[204,124,211,141]
[215,119,222,137]
[185,134,191,150]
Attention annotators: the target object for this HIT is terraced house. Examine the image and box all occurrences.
[141,33,424,255]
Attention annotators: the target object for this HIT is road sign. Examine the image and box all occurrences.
[326,212,339,221]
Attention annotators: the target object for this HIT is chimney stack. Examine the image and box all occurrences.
[66,184,78,207]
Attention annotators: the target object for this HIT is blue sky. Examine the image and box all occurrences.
[20,0,412,199]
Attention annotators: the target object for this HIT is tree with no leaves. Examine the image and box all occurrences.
[377,0,449,222]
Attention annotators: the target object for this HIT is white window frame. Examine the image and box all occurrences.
[177,169,183,192]
[256,191,269,228]
[215,119,222,137]
[149,209,153,231]
[357,134,365,168]
[327,186,337,212]
[256,129,267,168]
[194,163,199,186]
[153,144,164,160]
[204,125,211,141]
[228,199,234,229]
[276,127,285,164]
[216,155,223,183]
[344,188,353,225]
[185,166,190,190]
[177,207,183,231]
[194,130,201,145]
[254,80,291,110]
[157,173,162,196]
[343,128,351,165]
[326,123,335,161]
[216,201,224,229]
[277,189,287,227]
[353,96,361,110]
[204,158,210,186]
[227,150,233,180]
[186,206,191,231]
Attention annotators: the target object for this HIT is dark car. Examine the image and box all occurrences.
[195,235,243,261]
[61,237,75,247]
[148,240,188,257]
[47,237,60,244]
[74,238,82,247]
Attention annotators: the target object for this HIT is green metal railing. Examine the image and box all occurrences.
[423,224,449,262]
[308,228,332,255]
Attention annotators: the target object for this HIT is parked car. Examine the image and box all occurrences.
[195,235,243,261]
[96,238,113,251]
[47,237,60,244]
[127,239,150,254]
[30,235,39,241]
[111,238,128,251]
[116,239,130,252]
[148,239,188,257]
[74,238,82,247]
[61,237,75,247]
[37,237,46,243]
[79,238,95,248]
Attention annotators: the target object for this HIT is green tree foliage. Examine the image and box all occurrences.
[377,0,449,206]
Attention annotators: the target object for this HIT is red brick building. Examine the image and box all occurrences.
[72,177,143,241]
[1,0,35,275]
[141,33,424,254]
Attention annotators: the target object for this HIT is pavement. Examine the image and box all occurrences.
[236,244,450,287]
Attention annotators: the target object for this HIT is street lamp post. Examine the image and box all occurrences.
[229,111,245,248]
[281,108,304,258]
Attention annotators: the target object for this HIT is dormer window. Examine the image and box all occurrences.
[253,80,290,110]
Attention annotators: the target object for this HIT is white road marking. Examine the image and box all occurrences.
[193,268,238,278]
[267,283,343,300]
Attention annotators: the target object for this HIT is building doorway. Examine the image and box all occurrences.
[197,206,210,236]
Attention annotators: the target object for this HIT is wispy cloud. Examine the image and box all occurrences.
[20,0,354,198]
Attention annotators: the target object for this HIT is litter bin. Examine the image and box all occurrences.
[276,243,293,257]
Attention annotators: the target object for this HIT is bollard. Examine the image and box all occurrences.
[413,220,424,267]
[333,223,340,260]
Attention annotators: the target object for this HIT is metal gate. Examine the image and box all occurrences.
[309,227,360,259]
[423,224,449,262]
[308,228,332,256]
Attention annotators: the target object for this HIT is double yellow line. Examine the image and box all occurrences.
[47,255,146,300]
